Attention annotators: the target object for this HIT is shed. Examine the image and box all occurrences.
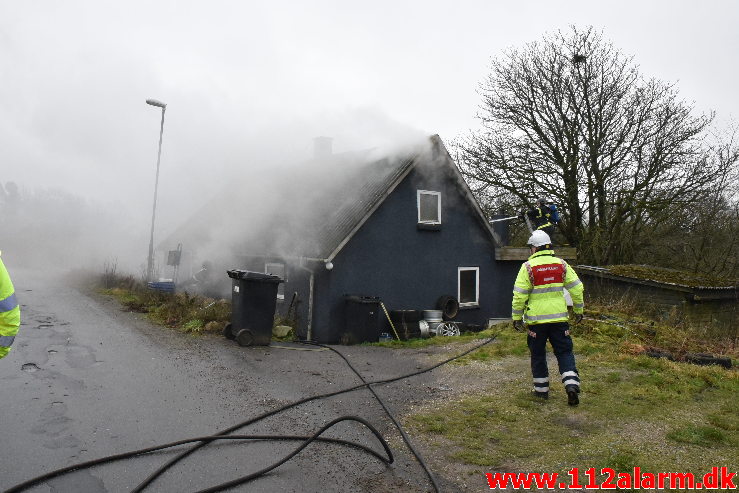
[576,265,738,335]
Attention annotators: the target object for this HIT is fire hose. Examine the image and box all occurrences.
[7,333,501,493]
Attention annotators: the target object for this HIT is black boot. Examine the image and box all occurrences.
[532,390,549,400]
[566,385,579,406]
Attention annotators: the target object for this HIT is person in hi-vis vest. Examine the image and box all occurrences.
[511,231,584,406]
[0,251,21,360]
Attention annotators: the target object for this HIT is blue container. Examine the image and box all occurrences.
[147,281,175,293]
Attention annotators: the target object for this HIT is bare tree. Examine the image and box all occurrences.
[641,126,739,277]
[457,26,728,265]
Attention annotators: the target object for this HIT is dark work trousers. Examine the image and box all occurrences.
[539,225,555,238]
[527,321,580,394]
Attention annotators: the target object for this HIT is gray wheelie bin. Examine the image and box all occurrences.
[224,270,283,346]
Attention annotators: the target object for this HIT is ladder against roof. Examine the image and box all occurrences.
[495,246,577,261]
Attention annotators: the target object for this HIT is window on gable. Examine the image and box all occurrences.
[458,267,479,307]
[417,190,441,225]
[265,262,286,300]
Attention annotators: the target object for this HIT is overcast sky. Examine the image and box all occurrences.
[2,0,738,239]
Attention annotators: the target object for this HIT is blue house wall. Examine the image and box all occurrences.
[309,160,520,343]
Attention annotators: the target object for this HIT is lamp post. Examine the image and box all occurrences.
[145,98,167,283]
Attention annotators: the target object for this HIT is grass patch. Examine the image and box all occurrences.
[409,353,738,481]
[606,264,737,288]
[707,403,739,431]
[100,274,300,338]
[103,286,231,334]
[99,272,231,335]
[667,425,729,447]
[404,304,738,485]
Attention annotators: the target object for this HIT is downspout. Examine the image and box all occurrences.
[306,270,314,341]
[295,259,323,341]
[295,257,332,341]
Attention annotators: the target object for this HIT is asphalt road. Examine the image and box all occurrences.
[0,268,447,493]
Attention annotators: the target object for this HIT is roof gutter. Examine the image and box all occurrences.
[239,253,333,270]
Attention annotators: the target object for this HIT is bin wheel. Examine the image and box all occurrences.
[235,329,254,347]
[223,323,235,340]
[436,295,459,320]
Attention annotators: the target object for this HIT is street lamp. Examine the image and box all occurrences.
[145,98,167,283]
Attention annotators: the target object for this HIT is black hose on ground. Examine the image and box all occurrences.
[5,417,392,493]
[306,341,442,492]
[133,334,498,492]
[192,416,392,493]
[8,334,499,492]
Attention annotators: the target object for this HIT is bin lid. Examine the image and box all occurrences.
[227,269,283,282]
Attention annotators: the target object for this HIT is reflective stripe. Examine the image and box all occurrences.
[0,292,18,312]
[525,312,569,321]
[563,379,580,387]
[512,309,524,315]
[564,279,582,289]
[533,377,549,383]
[573,303,584,309]
[533,386,549,392]
[513,286,530,294]
[561,371,578,378]
[524,261,534,284]
[531,286,563,294]
[0,335,15,347]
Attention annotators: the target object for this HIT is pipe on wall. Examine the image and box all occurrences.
[296,260,316,341]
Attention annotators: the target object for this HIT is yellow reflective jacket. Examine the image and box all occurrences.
[511,249,584,324]
[0,254,20,359]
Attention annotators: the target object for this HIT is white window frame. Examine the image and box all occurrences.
[417,190,441,224]
[265,262,286,300]
[458,267,479,307]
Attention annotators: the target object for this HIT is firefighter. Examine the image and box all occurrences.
[0,251,20,360]
[511,231,584,405]
[525,198,556,237]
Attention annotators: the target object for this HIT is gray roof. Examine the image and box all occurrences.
[163,135,499,261]
[247,152,416,259]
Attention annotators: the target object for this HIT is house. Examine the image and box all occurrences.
[161,135,523,343]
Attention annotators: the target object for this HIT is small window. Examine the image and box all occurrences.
[458,267,479,307]
[417,190,441,224]
[265,262,286,300]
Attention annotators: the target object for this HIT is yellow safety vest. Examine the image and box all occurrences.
[533,206,553,231]
[511,250,584,324]
[0,254,20,359]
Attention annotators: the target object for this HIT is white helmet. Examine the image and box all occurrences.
[527,230,551,247]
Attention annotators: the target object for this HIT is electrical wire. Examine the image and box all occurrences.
[8,333,499,493]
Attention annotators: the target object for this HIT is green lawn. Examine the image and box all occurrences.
[390,313,738,489]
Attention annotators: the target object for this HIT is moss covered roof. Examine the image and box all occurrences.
[605,264,738,289]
